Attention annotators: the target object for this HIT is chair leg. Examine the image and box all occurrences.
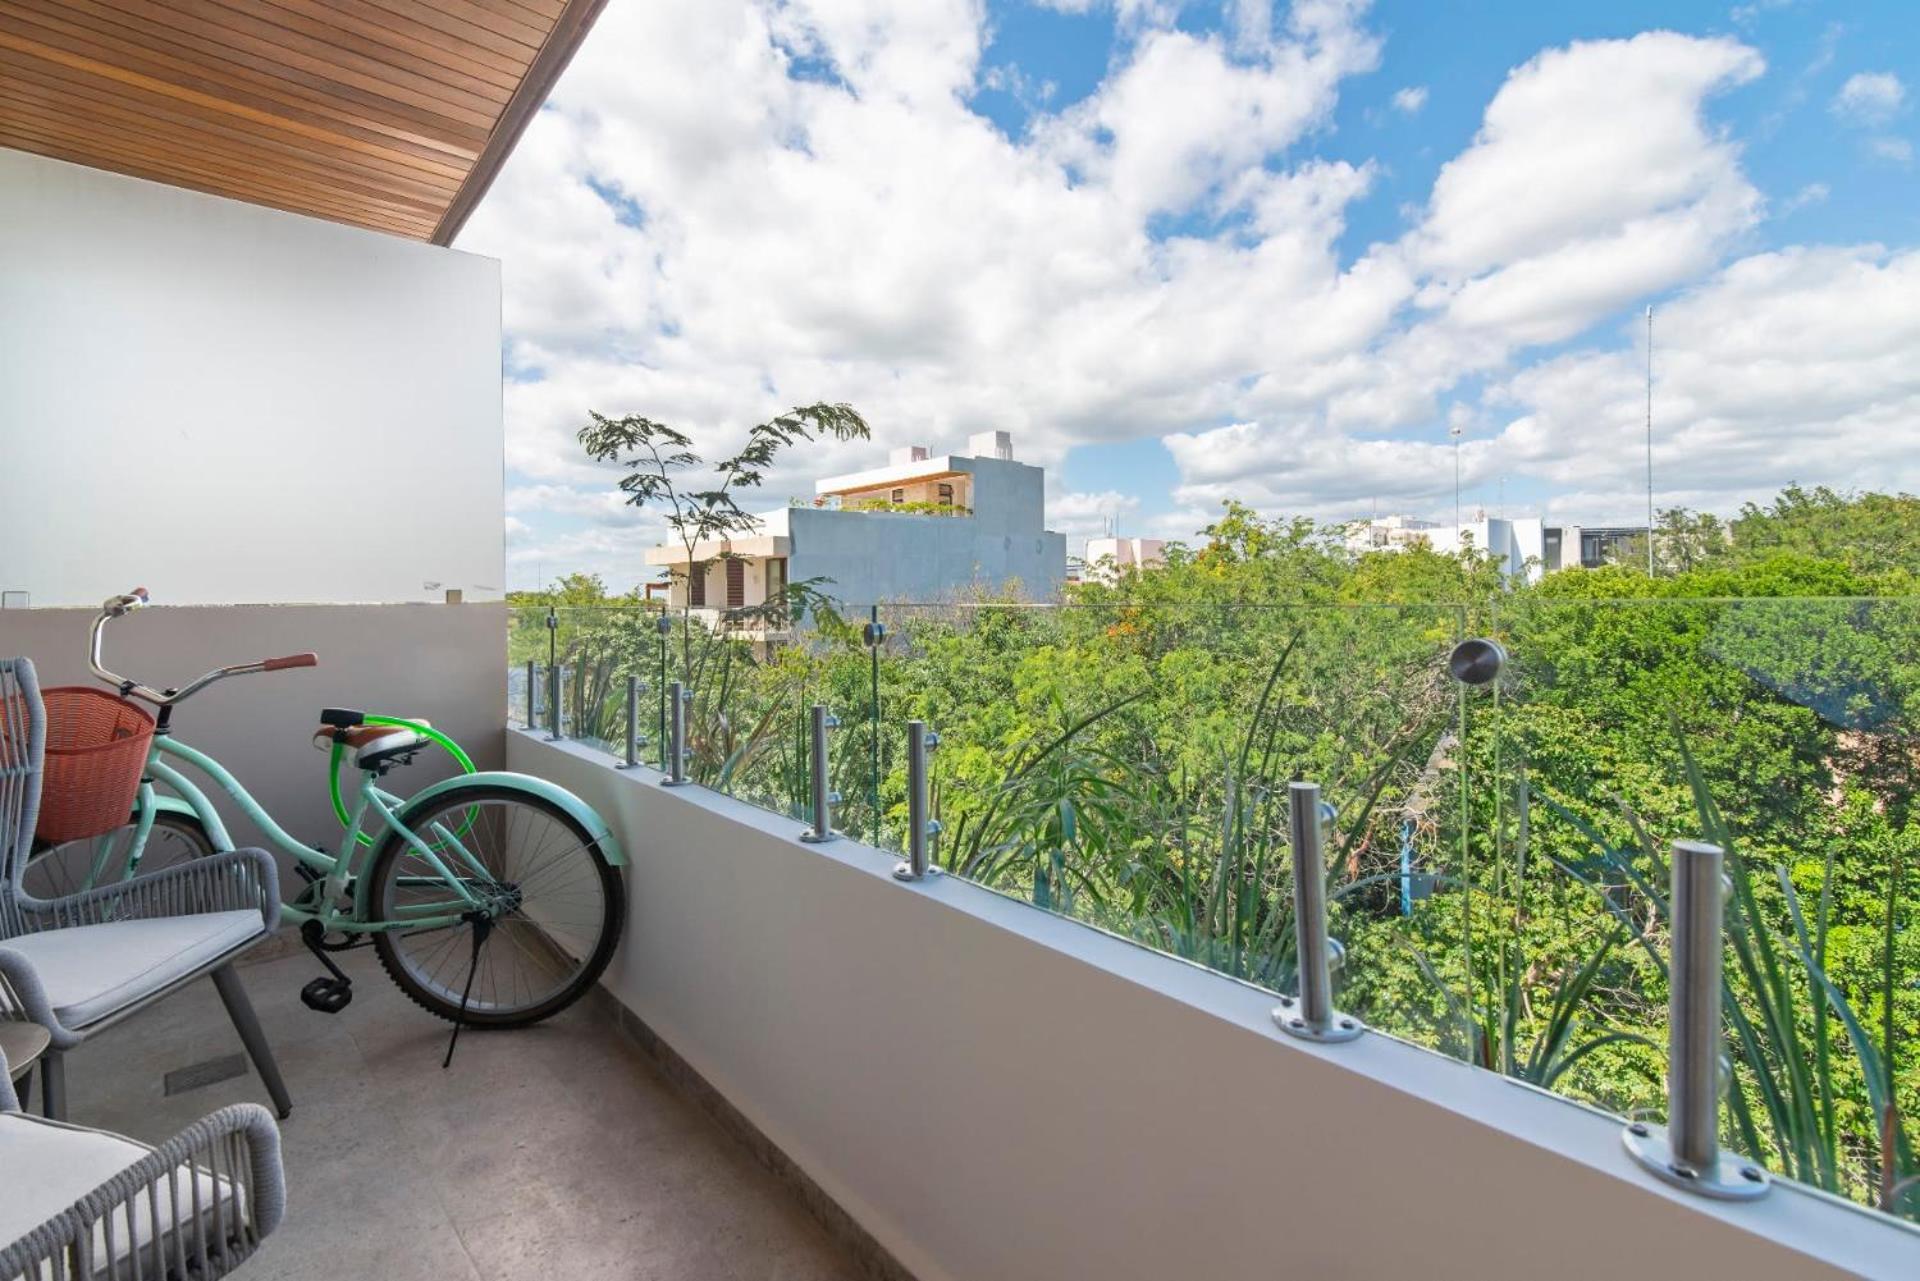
[212,965,292,1120]
[16,1066,33,1114]
[39,1050,65,1121]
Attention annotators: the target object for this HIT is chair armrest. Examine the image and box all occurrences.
[16,848,281,934]
[0,953,56,1037]
[0,1102,285,1280]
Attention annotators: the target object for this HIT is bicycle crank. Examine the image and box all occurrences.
[298,919,355,1014]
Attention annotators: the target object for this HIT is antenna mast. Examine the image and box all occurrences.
[1646,304,1655,576]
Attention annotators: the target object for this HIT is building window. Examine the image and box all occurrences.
[689,566,705,607]
[937,482,954,507]
[890,488,905,504]
[726,557,746,609]
[767,557,788,604]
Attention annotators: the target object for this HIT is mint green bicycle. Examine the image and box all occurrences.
[27,589,626,1030]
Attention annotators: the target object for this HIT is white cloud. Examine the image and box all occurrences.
[1165,243,1920,530]
[1831,71,1907,126]
[1868,136,1914,166]
[463,0,1391,501]
[1391,85,1428,114]
[462,5,1915,563]
[1777,181,1829,214]
[1485,244,1920,521]
[1409,34,1762,282]
[1034,16,1378,219]
[1049,489,1144,548]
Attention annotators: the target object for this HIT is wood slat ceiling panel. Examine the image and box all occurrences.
[0,0,608,243]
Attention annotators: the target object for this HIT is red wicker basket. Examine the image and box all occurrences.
[35,687,156,845]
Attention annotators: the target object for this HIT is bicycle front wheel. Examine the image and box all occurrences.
[23,811,216,900]
[368,785,624,1028]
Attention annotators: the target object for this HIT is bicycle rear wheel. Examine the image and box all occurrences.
[368,785,624,1027]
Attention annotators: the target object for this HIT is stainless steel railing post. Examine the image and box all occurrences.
[661,681,692,787]
[546,662,563,741]
[798,704,841,843]
[1623,840,1769,1198]
[1272,781,1361,1043]
[892,720,941,880]
[616,675,648,769]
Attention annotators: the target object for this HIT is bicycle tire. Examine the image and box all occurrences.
[23,810,216,899]
[367,784,624,1028]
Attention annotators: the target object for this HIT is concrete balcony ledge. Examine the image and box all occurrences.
[510,728,1920,1281]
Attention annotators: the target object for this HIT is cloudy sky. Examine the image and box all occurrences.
[456,0,1920,592]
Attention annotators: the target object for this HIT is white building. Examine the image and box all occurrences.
[1347,513,1653,582]
[1347,512,1546,582]
[645,431,1067,630]
[1082,536,1167,582]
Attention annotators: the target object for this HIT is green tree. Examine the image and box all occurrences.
[577,403,871,674]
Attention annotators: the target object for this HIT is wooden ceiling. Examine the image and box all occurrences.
[0,0,610,243]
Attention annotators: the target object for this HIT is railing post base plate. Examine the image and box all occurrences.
[1622,1123,1770,1200]
[799,830,839,844]
[1271,995,1364,1043]
[892,861,940,882]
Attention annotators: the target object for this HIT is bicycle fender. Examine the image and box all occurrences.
[398,770,626,867]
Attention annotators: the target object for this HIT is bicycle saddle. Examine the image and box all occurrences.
[312,718,432,768]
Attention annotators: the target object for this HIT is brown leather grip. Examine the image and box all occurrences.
[263,652,319,670]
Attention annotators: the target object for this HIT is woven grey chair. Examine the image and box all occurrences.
[0,1045,286,1280]
[0,657,290,1121]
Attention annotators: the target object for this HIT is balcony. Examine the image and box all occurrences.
[4,609,1919,1279]
[4,7,1918,1277]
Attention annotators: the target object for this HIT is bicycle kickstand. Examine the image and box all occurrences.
[442,912,493,1070]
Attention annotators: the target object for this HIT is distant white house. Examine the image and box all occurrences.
[1082,536,1167,582]
[1345,513,1651,583]
[645,431,1067,632]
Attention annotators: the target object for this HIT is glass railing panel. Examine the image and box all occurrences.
[503,591,1920,1222]
[861,601,1475,1063]
[1463,594,1918,1219]
[508,605,670,751]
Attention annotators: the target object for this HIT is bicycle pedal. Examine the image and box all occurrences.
[300,976,353,1014]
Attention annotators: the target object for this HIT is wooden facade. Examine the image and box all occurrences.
[0,0,608,242]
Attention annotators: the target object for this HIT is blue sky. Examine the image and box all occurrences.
[1019,0,1919,535]
[460,0,1920,590]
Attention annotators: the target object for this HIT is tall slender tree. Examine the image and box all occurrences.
[578,403,871,672]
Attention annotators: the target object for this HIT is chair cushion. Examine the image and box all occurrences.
[0,1112,245,1278]
[0,912,264,1028]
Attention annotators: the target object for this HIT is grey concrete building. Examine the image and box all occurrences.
[647,432,1067,631]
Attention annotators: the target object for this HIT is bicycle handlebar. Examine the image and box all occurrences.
[89,587,320,706]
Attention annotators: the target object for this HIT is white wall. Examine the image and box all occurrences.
[513,730,1920,1281]
[2,604,505,872]
[0,150,503,607]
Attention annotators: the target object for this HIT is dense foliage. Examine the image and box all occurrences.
[510,488,1920,1218]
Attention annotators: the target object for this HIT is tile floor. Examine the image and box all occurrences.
[45,945,860,1280]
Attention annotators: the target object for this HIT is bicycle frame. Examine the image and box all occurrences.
[58,589,623,969]
[133,735,483,936]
